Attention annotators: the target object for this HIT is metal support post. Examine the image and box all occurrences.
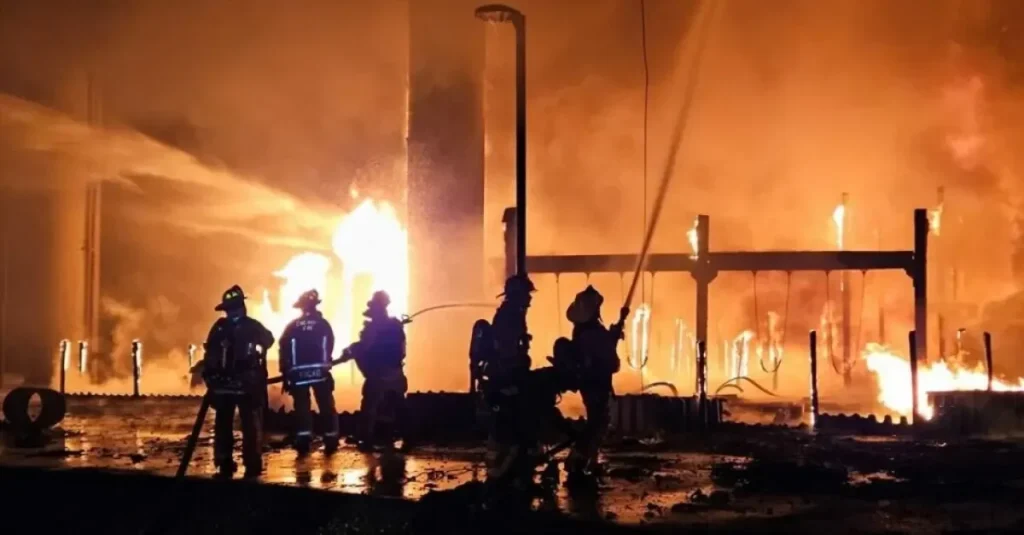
[809,330,819,429]
[912,208,929,364]
[132,340,142,397]
[59,340,70,394]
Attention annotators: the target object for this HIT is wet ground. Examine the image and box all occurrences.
[5,399,1024,533]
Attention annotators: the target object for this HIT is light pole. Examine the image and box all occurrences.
[475,4,526,276]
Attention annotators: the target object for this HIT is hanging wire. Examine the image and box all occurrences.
[824,271,852,376]
[855,270,868,360]
[759,272,790,374]
[752,271,761,343]
[639,0,650,306]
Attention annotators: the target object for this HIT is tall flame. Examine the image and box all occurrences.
[730,330,753,377]
[253,198,409,360]
[629,303,652,370]
[929,203,943,236]
[687,218,699,258]
[832,203,846,250]
[863,343,1024,420]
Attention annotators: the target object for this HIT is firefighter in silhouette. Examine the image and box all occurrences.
[280,289,339,456]
[564,285,627,482]
[491,274,535,381]
[202,285,275,478]
[487,337,581,495]
[341,290,407,450]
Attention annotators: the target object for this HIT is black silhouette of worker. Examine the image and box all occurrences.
[280,289,339,456]
[487,337,581,498]
[564,285,627,482]
[491,274,536,380]
[202,285,275,478]
[341,290,407,450]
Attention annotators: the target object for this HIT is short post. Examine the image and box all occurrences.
[187,343,197,369]
[984,332,993,392]
[58,339,70,393]
[908,331,919,425]
[131,339,142,397]
[696,340,708,428]
[78,341,88,374]
[809,330,819,429]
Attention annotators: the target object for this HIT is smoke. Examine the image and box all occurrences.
[2,0,1023,397]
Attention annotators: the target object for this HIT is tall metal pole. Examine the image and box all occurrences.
[809,330,819,429]
[476,5,527,275]
[513,15,526,275]
[693,215,711,355]
[913,208,929,366]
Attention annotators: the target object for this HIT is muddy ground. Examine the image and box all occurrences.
[3,400,1024,533]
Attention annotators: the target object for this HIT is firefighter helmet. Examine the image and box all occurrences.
[293,289,322,310]
[566,285,604,324]
[497,274,536,298]
[364,290,391,316]
[215,285,247,312]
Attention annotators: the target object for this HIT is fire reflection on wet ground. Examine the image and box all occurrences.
[6,402,1024,531]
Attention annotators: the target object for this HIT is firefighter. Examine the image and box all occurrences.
[491,274,536,381]
[341,290,407,450]
[564,285,627,482]
[202,285,275,478]
[280,289,339,456]
[487,337,581,494]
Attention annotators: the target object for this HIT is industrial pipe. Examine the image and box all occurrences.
[984,332,993,392]
[78,341,88,374]
[58,339,70,394]
[131,339,142,397]
[809,330,819,429]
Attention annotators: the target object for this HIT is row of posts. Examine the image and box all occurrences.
[58,339,200,397]
[695,326,997,430]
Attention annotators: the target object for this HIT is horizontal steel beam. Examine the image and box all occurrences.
[522,250,915,275]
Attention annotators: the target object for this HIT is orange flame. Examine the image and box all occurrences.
[253,198,409,365]
[863,343,1024,420]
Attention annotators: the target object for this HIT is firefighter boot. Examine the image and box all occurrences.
[295,434,312,457]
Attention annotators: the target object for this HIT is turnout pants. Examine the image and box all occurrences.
[291,378,338,444]
[570,384,612,472]
[212,391,264,471]
[360,373,408,444]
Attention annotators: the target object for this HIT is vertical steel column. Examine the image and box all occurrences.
[809,330,819,429]
[131,340,142,397]
[513,14,527,275]
[502,207,517,279]
[78,341,88,374]
[913,208,929,364]
[59,340,70,394]
[693,215,711,356]
[984,332,993,392]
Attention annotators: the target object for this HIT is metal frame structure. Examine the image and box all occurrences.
[502,208,930,423]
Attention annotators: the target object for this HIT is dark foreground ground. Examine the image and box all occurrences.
[5,399,1024,533]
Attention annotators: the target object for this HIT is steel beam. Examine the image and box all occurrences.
[522,250,914,275]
